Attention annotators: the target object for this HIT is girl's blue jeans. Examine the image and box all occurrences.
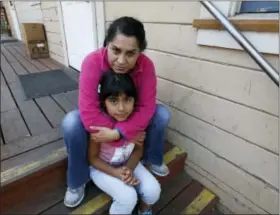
[62,104,170,188]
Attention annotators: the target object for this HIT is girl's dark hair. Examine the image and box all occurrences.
[103,16,147,51]
[99,70,137,112]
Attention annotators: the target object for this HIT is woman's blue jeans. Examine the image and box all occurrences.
[62,104,170,189]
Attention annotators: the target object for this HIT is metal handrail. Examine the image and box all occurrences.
[200,1,279,86]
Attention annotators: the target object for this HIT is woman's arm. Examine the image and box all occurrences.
[88,139,120,178]
[114,58,157,141]
[79,52,115,133]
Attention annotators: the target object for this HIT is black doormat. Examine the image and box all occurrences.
[1,39,18,43]
[18,70,78,100]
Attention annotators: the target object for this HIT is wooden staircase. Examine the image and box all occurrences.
[0,142,219,214]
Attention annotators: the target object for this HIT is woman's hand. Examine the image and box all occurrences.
[90,126,120,143]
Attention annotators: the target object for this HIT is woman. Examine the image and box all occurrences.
[62,16,170,208]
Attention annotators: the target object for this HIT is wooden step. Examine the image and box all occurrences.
[0,145,67,213]
[0,142,187,214]
[41,171,193,215]
[158,180,219,214]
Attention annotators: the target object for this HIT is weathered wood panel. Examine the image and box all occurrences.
[1,73,17,113]
[105,2,200,23]
[153,172,193,213]
[38,57,62,70]
[42,8,59,21]
[47,42,64,57]
[44,21,61,34]
[49,52,64,65]
[1,108,30,143]
[5,45,69,136]
[13,46,47,71]
[2,47,53,137]
[1,53,18,83]
[168,105,278,188]
[1,139,65,173]
[3,185,65,215]
[35,96,65,127]
[64,89,78,105]
[14,2,43,24]
[16,43,61,73]
[157,78,278,154]
[51,91,78,113]
[0,142,66,213]
[167,129,278,214]
[158,180,217,214]
[6,46,39,73]
[41,2,57,9]
[4,50,53,136]
[148,50,278,116]
[1,46,17,63]
[45,32,62,45]
[186,162,267,214]
[143,23,278,71]
[9,81,52,136]
[1,127,62,160]
[2,46,30,76]
[41,2,64,65]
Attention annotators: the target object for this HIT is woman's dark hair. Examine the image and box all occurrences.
[99,70,137,112]
[103,16,147,51]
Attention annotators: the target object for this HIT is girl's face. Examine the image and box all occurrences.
[105,92,135,121]
[107,33,141,74]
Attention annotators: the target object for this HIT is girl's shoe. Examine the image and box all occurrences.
[138,209,152,215]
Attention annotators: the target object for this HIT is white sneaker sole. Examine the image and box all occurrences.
[64,192,85,208]
[150,168,170,177]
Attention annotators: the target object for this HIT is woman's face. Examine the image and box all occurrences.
[105,92,135,121]
[107,34,141,74]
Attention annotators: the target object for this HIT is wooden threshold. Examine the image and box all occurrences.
[192,19,279,32]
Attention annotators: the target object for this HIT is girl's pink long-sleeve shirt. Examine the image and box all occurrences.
[78,47,157,146]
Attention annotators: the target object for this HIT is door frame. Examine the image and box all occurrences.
[7,1,22,40]
[56,1,105,68]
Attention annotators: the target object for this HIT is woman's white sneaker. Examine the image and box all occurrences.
[150,163,169,177]
[64,184,85,208]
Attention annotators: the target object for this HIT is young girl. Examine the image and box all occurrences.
[88,70,161,215]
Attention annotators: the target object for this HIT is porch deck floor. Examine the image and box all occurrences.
[1,40,79,172]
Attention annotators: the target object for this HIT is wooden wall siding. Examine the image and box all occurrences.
[14,2,43,24]
[41,2,64,65]
[157,78,278,154]
[167,130,278,214]
[148,50,278,116]
[105,2,278,72]
[105,2,200,24]
[104,1,279,214]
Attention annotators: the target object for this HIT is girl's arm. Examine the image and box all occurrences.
[88,139,121,178]
[125,142,144,171]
